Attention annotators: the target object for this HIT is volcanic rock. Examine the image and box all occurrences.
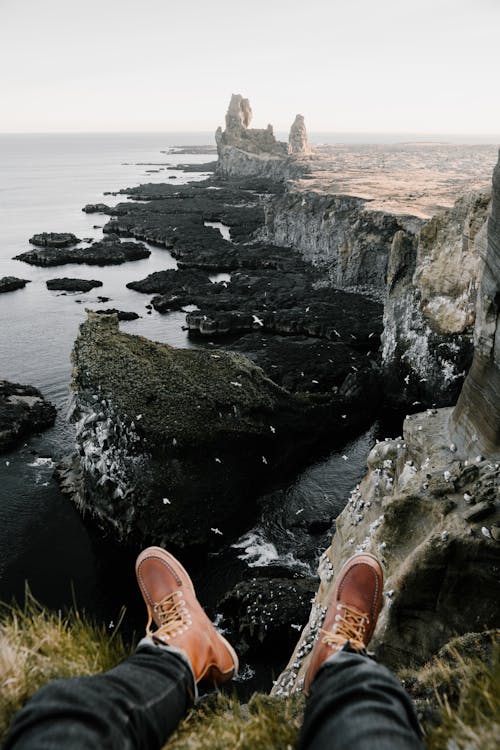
[29,232,80,247]
[95,309,140,321]
[60,312,357,550]
[0,277,31,294]
[0,380,56,453]
[46,278,103,292]
[16,237,150,267]
[219,576,317,656]
[82,203,111,214]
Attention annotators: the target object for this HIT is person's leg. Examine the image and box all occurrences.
[5,545,238,750]
[4,640,195,750]
[299,553,423,750]
[298,648,423,749]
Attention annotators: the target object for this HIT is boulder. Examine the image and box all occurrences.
[94,309,140,321]
[0,380,56,453]
[0,277,31,294]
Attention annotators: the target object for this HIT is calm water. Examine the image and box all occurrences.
[0,134,391,677]
[0,133,215,618]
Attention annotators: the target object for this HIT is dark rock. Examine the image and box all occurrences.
[60,312,374,550]
[82,204,110,214]
[219,576,317,655]
[46,278,103,292]
[95,309,140,321]
[0,380,56,453]
[97,296,111,303]
[0,277,31,294]
[29,232,80,247]
[15,238,150,267]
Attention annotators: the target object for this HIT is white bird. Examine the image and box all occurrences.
[215,457,222,464]
[270,425,276,433]
[296,508,304,515]
[211,527,223,535]
[404,374,410,385]
[342,455,349,461]
[230,381,243,387]
[252,315,264,327]
[162,498,171,505]
[481,527,492,539]
[341,414,347,419]
[333,329,340,337]
[262,456,268,464]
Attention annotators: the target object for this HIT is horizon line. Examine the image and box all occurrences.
[1,129,500,139]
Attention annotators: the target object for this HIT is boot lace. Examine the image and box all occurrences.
[320,603,368,652]
[146,591,191,639]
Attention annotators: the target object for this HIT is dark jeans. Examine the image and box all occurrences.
[5,643,423,750]
[298,650,424,749]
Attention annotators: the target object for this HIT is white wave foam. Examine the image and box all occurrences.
[232,530,310,573]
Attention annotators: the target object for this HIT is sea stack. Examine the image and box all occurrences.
[288,114,310,155]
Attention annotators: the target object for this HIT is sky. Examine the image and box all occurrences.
[1,0,499,135]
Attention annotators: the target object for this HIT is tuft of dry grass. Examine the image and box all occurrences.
[0,592,128,742]
[164,691,305,750]
[423,639,500,750]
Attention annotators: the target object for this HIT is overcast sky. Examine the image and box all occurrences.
[1,0,499,134]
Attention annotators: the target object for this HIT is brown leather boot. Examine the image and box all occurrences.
[135,546,238,685]
[304,553,383,694]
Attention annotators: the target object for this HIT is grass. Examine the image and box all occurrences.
[164,692,305,750]
[0,592,129,742]
[0,597,498,750]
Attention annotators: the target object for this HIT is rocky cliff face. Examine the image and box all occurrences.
[273,153,500,696]
[382,190,491,408]
[215,94,308,180]
[452,156,500,458]
[262,190,419,292]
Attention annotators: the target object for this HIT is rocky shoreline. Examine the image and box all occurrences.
[4,94,499,688]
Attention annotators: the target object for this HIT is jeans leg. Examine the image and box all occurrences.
[298,649,424,750]
[4,640,196,750]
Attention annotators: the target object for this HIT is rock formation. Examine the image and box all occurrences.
[288,114,310,155]
[59,312,358,550]
[29,232,80,247]
[16,235,150,267]
[382,189,491,408]
[0,380,56,453]
[273,152,500,696]
[451,156,500,457]
[215,94,305,180]
[46,278,103,292]
[0,277,30,294]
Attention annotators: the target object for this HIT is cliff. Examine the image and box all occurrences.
[451,157,500,458]
[382,189,491,408]
[261,190,419,292]
[273,151,500,696]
